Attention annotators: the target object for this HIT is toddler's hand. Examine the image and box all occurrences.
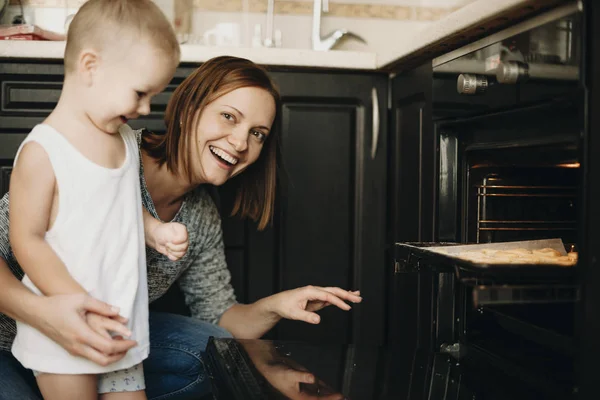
[152,222,189,261]
[86,312,132,341]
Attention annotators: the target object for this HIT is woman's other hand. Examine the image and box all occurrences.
[269,286,362,325]
[35,293,137,366]
[152,222,189,261]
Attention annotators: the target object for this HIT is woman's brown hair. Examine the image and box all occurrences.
[142,56,281,230]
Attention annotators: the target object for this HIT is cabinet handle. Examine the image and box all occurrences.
[371,87,379,160]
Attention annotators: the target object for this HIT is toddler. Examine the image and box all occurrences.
[8,0,185,399]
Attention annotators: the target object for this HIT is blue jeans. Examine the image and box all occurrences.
[0,311,232,400]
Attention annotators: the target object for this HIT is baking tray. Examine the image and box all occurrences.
[394,239,576,281]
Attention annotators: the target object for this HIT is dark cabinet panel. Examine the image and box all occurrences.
[3,81,62,112]
[262,71,388,344]
[0,135,26,162]
[0,62,63,133]
[0,62,63,161]
[277,102,356,343]
[280,104,354,287]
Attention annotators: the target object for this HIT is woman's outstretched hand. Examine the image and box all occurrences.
[218,286,362,339]
[269,286,362,325]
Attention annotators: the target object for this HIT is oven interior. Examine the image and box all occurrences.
[434,105,581,396]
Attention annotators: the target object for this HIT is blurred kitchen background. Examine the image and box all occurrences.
[2,0,476,58]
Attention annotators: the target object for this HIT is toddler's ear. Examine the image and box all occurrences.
[78,49,100,87]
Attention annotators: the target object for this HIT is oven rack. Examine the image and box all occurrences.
[475,182,577,243]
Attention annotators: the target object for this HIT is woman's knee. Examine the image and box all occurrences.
[149,312,231,355]
[146,345,203,377]
[143,344,210,399]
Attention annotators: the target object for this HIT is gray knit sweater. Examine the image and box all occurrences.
[0,130,237,352]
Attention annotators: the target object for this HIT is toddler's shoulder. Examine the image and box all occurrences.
[118,124,144,146]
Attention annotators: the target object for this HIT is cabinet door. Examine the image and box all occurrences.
[239,71,388,344]
[387,63,435,348]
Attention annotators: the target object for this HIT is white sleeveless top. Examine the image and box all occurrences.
[11,124,149,374]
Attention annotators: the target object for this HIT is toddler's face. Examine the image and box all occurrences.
[87,41,176,135]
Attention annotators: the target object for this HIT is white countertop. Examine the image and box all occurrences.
[0,40,379,70]
[0,0,565,72]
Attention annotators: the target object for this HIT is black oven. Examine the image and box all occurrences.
[390,4,591,399]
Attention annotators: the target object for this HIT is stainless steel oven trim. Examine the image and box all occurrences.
[435,59,579,80]
[432,1,582,68]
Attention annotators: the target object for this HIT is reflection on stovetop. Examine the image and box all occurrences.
[204,338,563,400]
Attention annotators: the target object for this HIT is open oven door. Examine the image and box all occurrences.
[391,241,578,400]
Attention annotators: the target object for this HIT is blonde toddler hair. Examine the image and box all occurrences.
[64,0,180,74]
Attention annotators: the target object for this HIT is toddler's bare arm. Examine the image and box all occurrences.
[142,209,189,261]
[8,142,86,296]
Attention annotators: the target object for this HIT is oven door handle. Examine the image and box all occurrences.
[461,280,581,307]
[370,87,379,160]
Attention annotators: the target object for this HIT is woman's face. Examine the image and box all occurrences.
[192,86,276,186]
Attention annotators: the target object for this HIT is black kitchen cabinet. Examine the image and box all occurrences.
[0,61,389,344]
[244,71,389,344]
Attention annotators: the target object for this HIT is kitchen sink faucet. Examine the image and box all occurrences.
[312,0,366,51]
